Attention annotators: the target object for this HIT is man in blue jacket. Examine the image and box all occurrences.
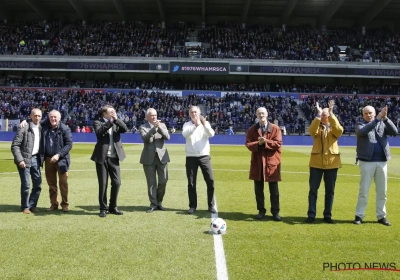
[20,109,73,212]
[353,105,398,226]
[42,110,73,212]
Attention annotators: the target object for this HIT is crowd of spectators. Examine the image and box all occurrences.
[0,88,302,134]
[0,21,59,55]
[364,85,400,95]
[1,20,400,63]
[272,83,400,96]
[1,87,400,134]
[196,23,400,63]
[91,80,174,90]
[272,83,361,94]
[4,77,85,88]
[4,77,400,97]
[92,80,269,92]
[50,21,190,57]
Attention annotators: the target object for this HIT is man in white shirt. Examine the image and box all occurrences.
[11,108,43,214]
[182,106,216,214]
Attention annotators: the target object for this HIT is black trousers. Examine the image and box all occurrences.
[95,157,121,211]
[186,156,215,209]
[307,167,337,219]
[254,181,280,215]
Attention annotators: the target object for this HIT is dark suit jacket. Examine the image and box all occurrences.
[91,118,127,164]
[139,122,170,165]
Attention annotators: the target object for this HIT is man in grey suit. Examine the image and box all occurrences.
[140,108,170,213]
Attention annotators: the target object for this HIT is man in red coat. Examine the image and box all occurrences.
[245,107,282,221]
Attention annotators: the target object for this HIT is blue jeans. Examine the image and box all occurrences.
[307,167,338,219]
[18,155,42,210]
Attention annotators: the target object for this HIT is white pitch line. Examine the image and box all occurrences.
[211,196,228,280]
[1,168,400,180]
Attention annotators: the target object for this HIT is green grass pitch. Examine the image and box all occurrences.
[0,142,399,279]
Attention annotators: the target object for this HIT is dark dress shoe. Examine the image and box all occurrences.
[187,208,196,214]
[256,211,266,219]
[99,210,107,218]
[146,208,155,213]
[305,217,315,223]
[378,217,391,226]
[109,207,123,215]
[353,215,362,225]
[272,214,282,221]
[157,205,166,211]
[208,207,217,214]
[324,217,335,224]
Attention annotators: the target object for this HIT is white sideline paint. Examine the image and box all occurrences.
[211,197,229,280]
[1,168,400,180]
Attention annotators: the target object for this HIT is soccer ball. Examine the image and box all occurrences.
[210,218,227,235]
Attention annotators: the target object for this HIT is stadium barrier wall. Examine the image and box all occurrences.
[1,132,399,146]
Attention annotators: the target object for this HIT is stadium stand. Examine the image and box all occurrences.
[1,0,400,135]
[1,20,399,63]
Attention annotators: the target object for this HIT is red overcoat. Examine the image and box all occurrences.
[245,122,282,182]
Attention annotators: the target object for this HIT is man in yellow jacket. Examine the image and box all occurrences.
[306,100,343,224]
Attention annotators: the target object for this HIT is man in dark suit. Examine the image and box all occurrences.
[139,108,170,213]
[91,105,127,218]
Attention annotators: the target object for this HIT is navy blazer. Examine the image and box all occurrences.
[40,119,73,174]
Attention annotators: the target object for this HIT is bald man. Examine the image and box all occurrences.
[353,105,398,226]
[245,107,282,221]
[11,108,43,214]
[306,100,343,224]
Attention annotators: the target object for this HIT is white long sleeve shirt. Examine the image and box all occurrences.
[182,120,215,157]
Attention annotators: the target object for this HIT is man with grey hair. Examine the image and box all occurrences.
[182,106,216,215]
[20,109,73,212]
[353,105,398,226]
[42,110,73,212]
[246,107,282,221]
[140,108,170,213]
